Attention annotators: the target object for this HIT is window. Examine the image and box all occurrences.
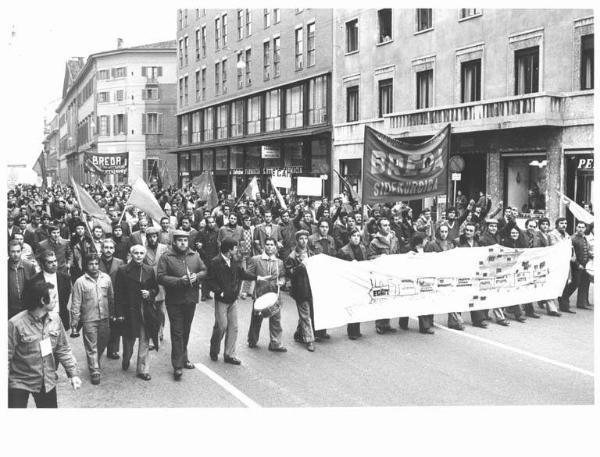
[192,112,201,143]
[285,85,304,128]
[179,78,183,106]
[97,69,110,80]
[265,89,280,131]
[113,114,127,135]
[143,113,162,134]
[216,105,228,139]
[195,70,200,101]
[215,148,228,170]
[247,95,261,134]
[201,68,206,100]
[245,48,252,86]
[201,26,207,58]
[184,37,189,65]
[183,76,189,105]
[309,75,327,125]
[307,23,316,67]
[184,9,188,26]
[222,14,228,48]
[461,59,481,103]
[245,9,252,36]
[347,86,359,122]
[237,10,244,40]
[504,155,547,213]
[215,17,221,50]
[142,66,163,79]
[581,34,594,90]
[215,62,220,95]
[416,9,432,31]
[98,92,110,103]
[346,19,358,53]
[274,8,280,23]
[112,67,127,78]
[264,9,271,28]
[311,139,330,173]
[231,100,244,137]
[222,59,227,93]
[378,9,392,43]
[378,78,393,117]
[203,149,214,171]
[178,39,184,67]
[273,37,281,77]
[178,9,182,30]
[142,88,158,100]
[98,115,110,136]
[237,52,244,89]
[416,69,433,109]
[459,9,481,19]
[203,107,214,141]
[514,46,539,95]
[263,41,271,81]
[115,90,124,101]
[195,29,200,60]
[340,159,361,196]
[295,28,304,70]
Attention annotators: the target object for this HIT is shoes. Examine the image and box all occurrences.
[174,369,183,381]
[515,316,527,322]
[348,335,358,340]
[375,327,384,335]
[497,319,510,326]
[91,373,100,385]
[268,346,287,352]
[526,312,541,319]
[473,321,488,328]
[107,352,120,360]
[448,325,465,331]
[210,353,218,362]
[577,305,593,310]
[376,326,396,334]
[183,361,195,369]
[122,360,130,371]
[224,357,242,365]
[562,309,576,314]
[420,328,435,335]
[306,342,315,352]
[538,303,545,309]
[136,373,151,381]
[399,323,409,330]
[248,342,258,348]
[548,311,562,317]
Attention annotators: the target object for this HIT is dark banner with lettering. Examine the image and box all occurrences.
[362,124,450,203]
[84,152,129,175]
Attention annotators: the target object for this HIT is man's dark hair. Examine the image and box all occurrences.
[25,281,54,311]
[264,236,277,246]
[446,206,457,215]
[525,218,538,228]
[318,218,329,227]
[85,253,100,266]
[555,217,567,227]
[410,232,427,249]
[40,249,56,263]
[538,217,550,226]
[8,239,21,250]
[160,216,169,223]
[220,237,238,254]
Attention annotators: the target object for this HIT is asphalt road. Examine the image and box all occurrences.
[52,290,594,408]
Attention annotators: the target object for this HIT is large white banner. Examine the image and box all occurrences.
[305,241,572,330]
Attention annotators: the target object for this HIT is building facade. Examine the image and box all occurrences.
[42,115,59,185]
[173,8,333,196]
[55,41,178,185]
[332,9,594,224]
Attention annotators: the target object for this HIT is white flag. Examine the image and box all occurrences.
[270,177,287,210]
[128,179,166,224]
[557,191,594,224]
[243,176,260,200]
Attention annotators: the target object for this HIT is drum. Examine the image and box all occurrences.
[586,259,594,282]
[253,292,280,318]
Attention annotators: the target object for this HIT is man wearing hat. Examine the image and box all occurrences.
[285,230,316,351]
[157,229,207,380]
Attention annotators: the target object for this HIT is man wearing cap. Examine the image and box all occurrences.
[206,238,259,365]
[37,225,72,276]
[157,229,207,380]
[285,230,316,351]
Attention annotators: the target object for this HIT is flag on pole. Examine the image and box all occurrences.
[333,169,360,204]
[191,172,218,209]
[270,177,287,210]
[70,177,112,233]
[557,191,594,225]
[33,150,48,189]
[243,176,260,200]
[127,178,166,224]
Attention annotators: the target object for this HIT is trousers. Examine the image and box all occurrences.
[107,319,121,355]
[122,324,151,375]
[166,302,196,369]
[82,319,110,375]
[210,300,238,358]
[561,266,591,309]
[248,303,283,348]
[294,300,315,343]
[347,322,361,337]
[8,385,57,408]
[399,315,433,331]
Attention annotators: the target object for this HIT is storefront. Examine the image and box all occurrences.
[502,152,548,215]
[564,150,594,229]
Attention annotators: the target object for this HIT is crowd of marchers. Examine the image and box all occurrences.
[7,182,593,407]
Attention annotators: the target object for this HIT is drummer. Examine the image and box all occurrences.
[246,237,287,352]
[205,238,260,365]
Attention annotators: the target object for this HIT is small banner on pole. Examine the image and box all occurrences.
[362,124,450,204]
[84,151,129,175]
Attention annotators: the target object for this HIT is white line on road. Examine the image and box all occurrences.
[194,362,261,408]
[433,322,594,378]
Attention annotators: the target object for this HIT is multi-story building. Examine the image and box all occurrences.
[42,115,59,184]
[332,9,594,224]
[55,40,178,185]
[173,8,333,196]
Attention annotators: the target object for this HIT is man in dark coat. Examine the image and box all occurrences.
[560,221,592,311]
[114,244,160,381]
[206,238,258,365]
[111,224,130,262]
[8,241,38,319]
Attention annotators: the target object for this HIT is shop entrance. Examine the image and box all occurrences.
[452,153,486,204]
[565,153,594,231]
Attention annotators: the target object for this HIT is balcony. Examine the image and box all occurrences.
[382,91,593,137]
[333,118,384,145]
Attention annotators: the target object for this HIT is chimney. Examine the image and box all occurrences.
[117,38,124,49]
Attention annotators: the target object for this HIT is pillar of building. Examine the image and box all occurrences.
[486,138,502,212]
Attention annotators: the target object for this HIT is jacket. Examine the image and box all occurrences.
[278,221,296,259]
[571,233,591,267]
[217,224,243,245]
[247,253,285,299]
[70,272,114,327]
[99,256,124,284]
[197,228,219,263]
[478,231,501,247]
[253,223,283,255]
[424,238,456,252]
[71,235,97,281]
[285,247,315,303]
[367,232,400,259]
[143,243,169,301]
[37,238,72,274]
[206,254,257,304]
[8,260,38,318]
[157,248,207,305]
[454,235,481,248]
[338,243,367,261]
[307,233,337,256]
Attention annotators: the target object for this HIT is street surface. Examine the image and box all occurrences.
[53,291,594,408]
